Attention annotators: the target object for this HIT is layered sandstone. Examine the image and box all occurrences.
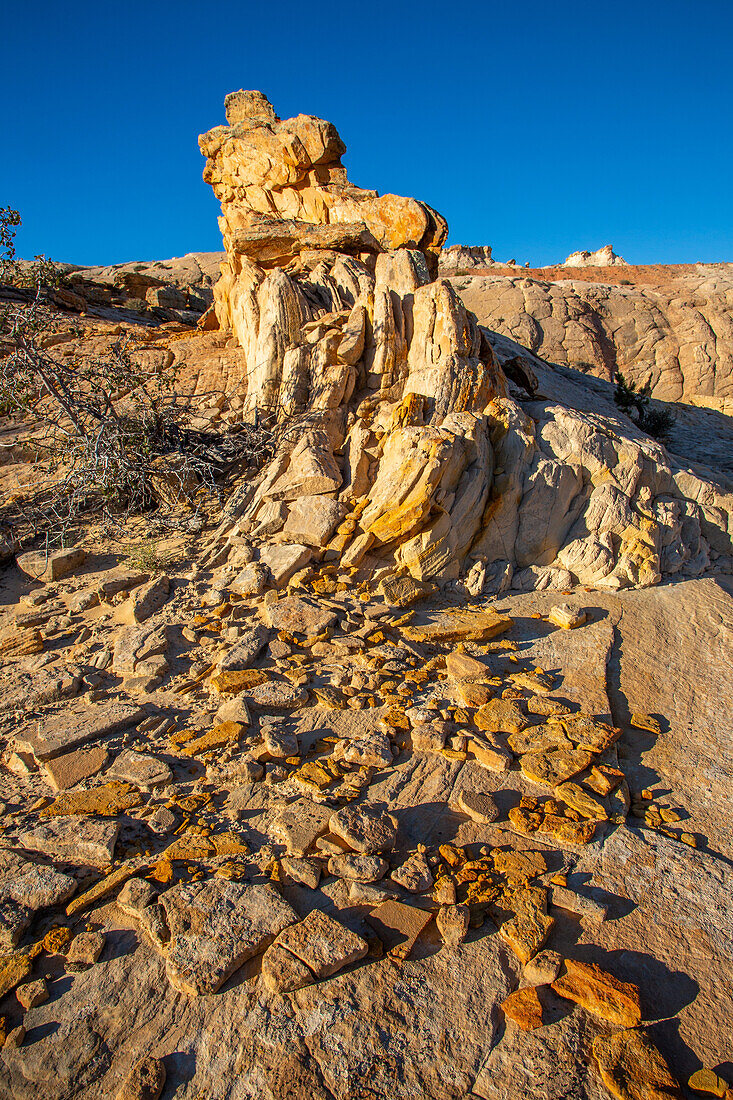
[195,92,733,592]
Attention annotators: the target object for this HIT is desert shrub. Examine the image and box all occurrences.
[613,370,675,441]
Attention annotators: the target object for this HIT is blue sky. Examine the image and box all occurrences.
[4,0,732,266]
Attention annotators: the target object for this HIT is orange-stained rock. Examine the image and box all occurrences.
[501,985,544,1030]
[593,1028,683,1100]
[552,959,642,1026]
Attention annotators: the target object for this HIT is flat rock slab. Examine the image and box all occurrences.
[217,625,269,672]
[106,749,172,789]
[259,544,312,586]
[264,595,338,636]
[592,1027,683,1100]
[404,608,511,644]
[17,702,146,761]
[247,682,309,711]
[16,816,119,867]
[159,879,298,995]
[0,851,76,911]
[41,744,110,791]
[329,805,398,854]
[271,800,332,856]
[271,908,368,979]
[365,899,434,959]
[16,548,86,582]
[552,959,641,1027]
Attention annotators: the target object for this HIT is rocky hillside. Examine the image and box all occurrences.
[0,91,731,1100]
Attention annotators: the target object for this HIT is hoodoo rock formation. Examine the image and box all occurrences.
[195,91,733,593]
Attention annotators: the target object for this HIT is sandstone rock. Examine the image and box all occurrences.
[216,625,269,671]
[329,805,398,854]
[552,959,642,1026]
[390,852,433,893]
[230,562,269,597]
[520,747,595,787]
[259,544,312,586]
[261,942,314,994]
[593,1027,683,1100]
[498,887,554,964]
[17,977,49,1010]
[445,652,494,680]
[17,816,119,867]
[42,781,142,818]
[436,903,470,947]
[474,698,527,734]
[405,609,511,645]
[117,878,157,915]
[129,575,170,623]
[0,954,32,999]
[279,857,321,889]
[453,789,499,823]
[106,750,172,789]
[270,909,368,979]
[327,854,388,882]
[332,731,393,768]
[522,949,563,986]
[501,985,544,1030]
[271,800,332,856]
[160,880,298,995]
[282,496,344,547]
[365,899,433,959]
[41,744,110,791]
[263,594,337,635]
[66,930,106,970]
[115,1056,166,1100]
[548,604,588,629]
[16,547,86,582]
[16,702,146,761]
[468,735,513,772]
[688,1069,730,1098]
[247,681,308,710]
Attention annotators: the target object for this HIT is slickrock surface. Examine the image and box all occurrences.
[0,87,731,1100]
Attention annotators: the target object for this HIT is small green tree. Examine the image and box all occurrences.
[613,370,675,442]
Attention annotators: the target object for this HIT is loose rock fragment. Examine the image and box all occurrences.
[593,1027,682,1100]
[501,985,544,1030]
[329,804,398,854]
[552,959,642,1026]
[66,930,106,970]
[365,899,433,959]
[548,604,587,629]
[116,1056,167,1100]
[522,949,563,986]
[436,903,470,947]
[270,908,368,979]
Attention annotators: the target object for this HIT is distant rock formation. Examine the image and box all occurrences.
[438,245,494,274]
[195,91,732,591]
[562,244,627,267]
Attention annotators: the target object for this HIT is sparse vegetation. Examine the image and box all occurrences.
[613,370,675,442]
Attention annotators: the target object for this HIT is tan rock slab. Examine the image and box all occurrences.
[468,736,512,772]
[259,544,312,586]
[247,682,308,711]
[17,977,49,1010]
[550,885,608,922]
[365,899,434,959]
[501,985,544,1030]
[17,547,86,582]
[263,595,337,635]
[548,604,588,629]
[555,780,609,820]
[129,575,170,623]
[688,1069,730,1097]
[42,781,142,817]
[106,750,172,789]
[445,652,494,680]
[66,930,105,969]
[271,800,333,856]
[261,942,314,993]
[454,789,499,824]
[329,804,398,854]
[435,903,469,947]
[404,608,511,644]
[17,816,119,867]
[160,880,298,995]
[498,890,554,965]
[279,857,321,889]
[520,747,595,787]
[560,713,621,752]
[327,854,388,882]
[0,954,32,999]
[552,959,642,1026]
[16,702,146,761]
[522,948,563,986]
[474,698,527,734]
[272,909,368,979]
[593,1027,682,1100]
[41,744,110,791]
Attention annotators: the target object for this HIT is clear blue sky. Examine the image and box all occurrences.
[4,0,732,267]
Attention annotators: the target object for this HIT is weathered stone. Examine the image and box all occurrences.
[365,899,433,959]
[107,750,172,789]
[259,544,312,587]
[129,575,170,623]
[279,857,321,890]
[498,887,554,964]
[329,805,398,854]
[468,736,513,772]
[520,747,595,787]
[247,681,308,711]
[0,851,76,912]
[42,781,142,817]
[550,885,608,922]
[17,816,119,866]
[688,1069,730,1098]
[552,959,642,1026]
[230,562,269,597]
[333,731,393,768]
[501,985,544,1030]
[263,595,337,635]
[17,702,146,761]
[390,852,433,893]
[272,909,368,979]
[282,496,344,547]
[41,744,110,791]
[159,880,298,995]
[117,878,157,915]
[16,547,86,583]
[179,720,244,756]
[17,977,49,1010]
[436,903,470,947]
[453,787,498,825]
[522,949,563,986]
[115,1056,166,1100]
[262,723,298,758]
[593,1027,683,1100]
[271,800,333,856]
[378,575,435,608]
[217,625,269,671]
[445,652,494,680]
[261,942,314,993]
[66,930,106,970]
[548,604,588,629]
[327,854,388,882]
[474,698,527,734]
[493,849,547,884]
[98,570,149,600]
[555,780,609,819]
[405,609,511,644]
[0,954,32,999]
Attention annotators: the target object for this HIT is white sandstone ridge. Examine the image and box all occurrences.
[191,90,732,593]
[438,245,494,274]
[562,245,627,268]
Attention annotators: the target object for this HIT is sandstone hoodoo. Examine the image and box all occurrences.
[0,85,731,1100]
[195,91,732,595]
